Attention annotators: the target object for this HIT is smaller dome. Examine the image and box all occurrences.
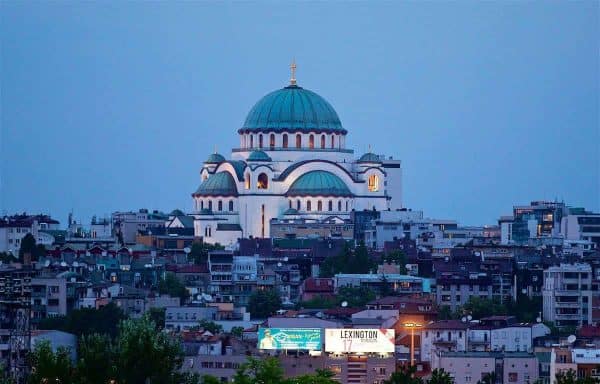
[193,172,238,197]
[247,150,272,162]
[170,209,184,216]
[287,170,353,197]
[283,208,299,215]
[205,153,226,164]
[358,152,381,163]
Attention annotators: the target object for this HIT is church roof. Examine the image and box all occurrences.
[239,85,346,134]
[205,153,226,164]
[286,170,353,197]
[358,152,382,163]
[247,150,272,162]
[193,172,238,197]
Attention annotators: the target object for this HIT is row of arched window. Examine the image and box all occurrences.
[197,199,235,212]
[242,133,341,150]
[289,199,351,212]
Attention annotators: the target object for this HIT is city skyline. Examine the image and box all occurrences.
[1,2,598,225]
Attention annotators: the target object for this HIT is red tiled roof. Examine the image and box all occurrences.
[424,320,469,330]
[579,325,600,338]
[302,277,334,293]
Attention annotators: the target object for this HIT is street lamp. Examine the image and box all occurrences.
[404,322,422,366]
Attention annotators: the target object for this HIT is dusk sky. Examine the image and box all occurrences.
[1,2,598,226]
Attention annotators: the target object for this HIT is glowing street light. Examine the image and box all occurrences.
[404,322,423,366]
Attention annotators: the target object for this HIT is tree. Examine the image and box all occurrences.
[75,334,117,384]
[427,369,454,384]
[148,307,166,329]
[18,233,43,262]
[233,357,286,384]
[231,326,244,338]
[189,242,224,265]
[158,272,189,303]
[384,250,407,274]
[382,365,423,384]
[461,297,506,320]
[291,369,338,384]
[248,289,282,319]
[337,286,376,308]
[554,369,600,384]
[477,372,497,384]
[38,302,126,338]
[27,340,73,384]
[506,294,542,323]
[437,305,459,321]
[199,319,223,334]
[116,316,185,384]
[320,242,376,277]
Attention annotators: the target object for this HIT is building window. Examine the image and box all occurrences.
[218,201,223,211]
[283,134,288,148]
[245,173,251,190]
[257,173,268,189]
[296,134,302,148]
[229,201,234,212]
[289,200,292,209]
[345,201,349,211]
[208,201,213,211]
[328,200,333,211]
[307,201,312,212]
[200,201,204,210]
[368,174,379,192]
[338,201,342,211]
[259,134,263,148]
[269,134,275,149]
[317,201,322,211]
[309,134,314,149]
[331,135,335,149]
[250,135,254,148]
[297,200,301,210]
[321,134,326,149]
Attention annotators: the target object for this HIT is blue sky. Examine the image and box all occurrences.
[1,2,598,226]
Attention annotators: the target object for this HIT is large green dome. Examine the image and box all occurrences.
[193,172,238,197]
[286,170,352,197]
[239,85,345,134]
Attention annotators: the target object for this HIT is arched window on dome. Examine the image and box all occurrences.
[331,135,335,149]
[245,173,250,190]
[345,201,349,211]
[368,174,379,192]
[338,201,342,211]
[259,134,263,149]
[218,200,223,211]
[250,135,254,149]
[208,201,213,211]
[296,134,302,148]
[317,201,322,211]
[269,134,275,149]
[328,200,333,211]
[200,200,204,210]
[229,201,234,212]
[309,135,314,149]
[257,173,268,189]
[283,134,288,148]
[321,134,326,149]
[296,200,301,210]
[307,201,312,212]
[289,200,292,209]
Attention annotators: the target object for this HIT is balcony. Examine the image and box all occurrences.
[555,302,580,308]
[433,339,457,346]
[468,338,489,345]
[554,290,581,296]
[554,313,582,320]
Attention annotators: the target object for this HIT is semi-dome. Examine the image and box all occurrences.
[358,152,381,163]
[286,170,352,197]
[193,172,238,197]
[239,85,345,134]
[205,153,226,164]
[247,150,272,162]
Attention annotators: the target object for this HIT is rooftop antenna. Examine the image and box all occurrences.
[290,59,297,86]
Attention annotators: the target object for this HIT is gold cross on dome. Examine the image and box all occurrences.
[290,59,297,86]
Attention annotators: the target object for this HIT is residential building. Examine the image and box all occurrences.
[543,263,593,328]
[333,273,429,296]
[438,351,538,384]
[561,210,600,249]
[421,320,469,364]
[0,214,60,253]
[112,209,167,245]
[165,306,218,331]
[270,216,353,240]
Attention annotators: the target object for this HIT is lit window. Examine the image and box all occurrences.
[317,201,322,211]
[269,134,275,149]
[283,134,288,148]
[309,135,314,149]
[257,173,268,189]
[245,173,250,190]
[296,134,302,148]
[368,174,379,192]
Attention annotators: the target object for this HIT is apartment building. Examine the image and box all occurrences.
[543,263,594,328]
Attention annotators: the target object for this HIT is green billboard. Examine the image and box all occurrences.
[257,328,322,351]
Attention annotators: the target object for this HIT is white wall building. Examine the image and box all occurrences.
[191,69,402,245]
[543,263,593,328]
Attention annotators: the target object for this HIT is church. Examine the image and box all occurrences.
[192,64,402,245]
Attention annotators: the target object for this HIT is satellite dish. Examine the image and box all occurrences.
[283,257,288,262]
[277,262,282,267]
[467,315,473,321]
[536,317,542,323]
[73,261,79,267]
[44,260,51,267]
[183,247,191,254]
[461,317,467,323]
[567,335,576,344]
[341,301,348,308]
[60,261,67,267]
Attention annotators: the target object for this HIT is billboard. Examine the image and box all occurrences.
[325,328,395,353]
[258,328,322,351]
